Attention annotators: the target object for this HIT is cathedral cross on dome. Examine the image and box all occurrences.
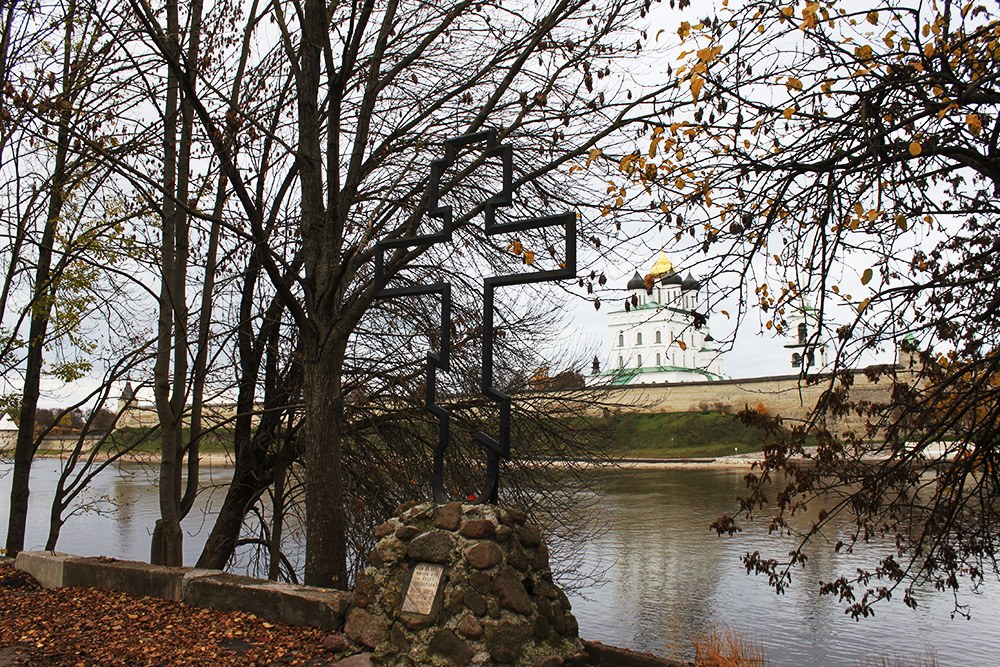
[374,130,576,504]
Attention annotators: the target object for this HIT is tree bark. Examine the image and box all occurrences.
[302,337,349,588]
[195,461,273,569]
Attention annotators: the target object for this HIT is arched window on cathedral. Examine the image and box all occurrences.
[792,353,801,368]
[618,333,624,347]
[656,353,661,365]
[798,323,808,345]
[618,356,624,368]
[655,330,662,344]
[636,332,643,345]
[637,354,643,367]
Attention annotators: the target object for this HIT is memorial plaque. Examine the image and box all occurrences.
[401,562,445,615]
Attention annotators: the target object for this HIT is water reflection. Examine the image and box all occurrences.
[570,468,1000,666]
[1,461,997,666]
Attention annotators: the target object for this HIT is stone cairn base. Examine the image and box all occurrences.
[343,501,583,666]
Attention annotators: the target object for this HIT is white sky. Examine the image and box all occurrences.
[26,0,908,409]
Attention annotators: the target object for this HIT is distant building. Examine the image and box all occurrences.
[591,252,725,385]
[783,300,828,371]
[0,413,17,449]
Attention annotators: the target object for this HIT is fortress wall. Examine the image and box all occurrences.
[531,368,909,435]
[117,369,907,436]
[116,402,252,430]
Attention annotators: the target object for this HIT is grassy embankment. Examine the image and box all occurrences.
[601,411,768,459]
[32,427,235,458]
[29,411,767,461]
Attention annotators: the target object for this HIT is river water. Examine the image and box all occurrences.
[1,460,998,666]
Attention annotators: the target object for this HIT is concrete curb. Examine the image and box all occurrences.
[581,641,692,667]
[14,551,351,631]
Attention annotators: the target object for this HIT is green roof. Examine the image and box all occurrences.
[595,365,724,385]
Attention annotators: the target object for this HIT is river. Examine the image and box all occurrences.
[1,460,998,666]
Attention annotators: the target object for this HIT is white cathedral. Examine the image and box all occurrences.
[590,252,726,385]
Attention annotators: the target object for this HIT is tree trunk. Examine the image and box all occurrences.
[302,339,349,588]
[267,440,289,581]
[151,0,202,566]
[195,461,273,569]
[3,3,73,555]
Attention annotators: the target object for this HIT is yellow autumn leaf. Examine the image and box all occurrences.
[675,177,686,189]
[783,107,795,119]
[648,136,662,158]
[509,239,524,255]
[601,206,610,217]
[967,113,982,136]
[786,77,803,90]
[895,214,908,230]
[585,148,602,167]
[690,74,704,101]
[678,21,691,38]
[781,6,793,17]
[677,340,687,350]
[861,268,873,285]
[909,141,922,156]
[867,10,879,24]
[800,2,820,29]
[924,43,934,57]
[524,250,535,265]
[853,202,864,215]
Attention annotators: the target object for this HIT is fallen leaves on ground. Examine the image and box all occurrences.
[0,562,336,666]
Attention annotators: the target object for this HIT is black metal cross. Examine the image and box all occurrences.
[374,130,576,504]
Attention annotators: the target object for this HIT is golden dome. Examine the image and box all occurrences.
[649,251,674,278]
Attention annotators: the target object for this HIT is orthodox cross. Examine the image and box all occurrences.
[374,130,577,504]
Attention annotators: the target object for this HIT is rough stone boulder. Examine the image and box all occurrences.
[344,502,583,667]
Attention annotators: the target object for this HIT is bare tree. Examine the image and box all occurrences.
[127,0,661,586]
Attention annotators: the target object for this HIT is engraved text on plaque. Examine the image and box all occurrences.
[400,562,445,615]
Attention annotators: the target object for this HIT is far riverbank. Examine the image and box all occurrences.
[29,449,773,469]
[23,410,772,466]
